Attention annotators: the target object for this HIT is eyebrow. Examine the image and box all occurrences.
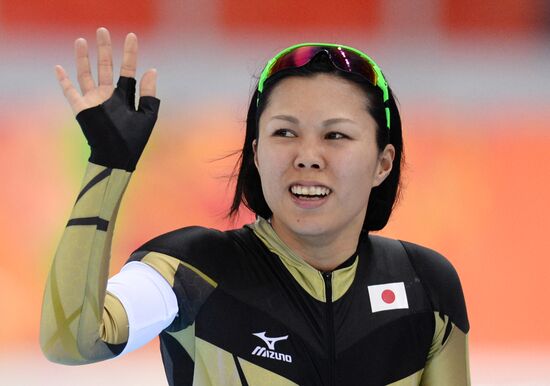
[270,115,357,127]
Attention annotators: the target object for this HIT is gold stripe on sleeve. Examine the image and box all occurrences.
[101,292,129,344]
[421,313,471,385]
[140,251,218,288]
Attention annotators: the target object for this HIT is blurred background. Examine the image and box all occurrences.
[1,0,549,385]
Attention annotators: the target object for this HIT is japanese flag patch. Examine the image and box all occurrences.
[368,282,409,313]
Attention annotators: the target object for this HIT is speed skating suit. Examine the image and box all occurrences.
[41,163,470,385]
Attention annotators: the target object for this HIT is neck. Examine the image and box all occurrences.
[270,217,363,272]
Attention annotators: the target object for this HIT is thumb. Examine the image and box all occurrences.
[138,95,160,116]
[140,68,157,98]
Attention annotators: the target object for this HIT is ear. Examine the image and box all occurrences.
[373,144,395,187]
[252,139,259,169]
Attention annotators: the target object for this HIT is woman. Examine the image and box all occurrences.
[40,27,470,385]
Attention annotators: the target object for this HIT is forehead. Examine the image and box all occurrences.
[260,73,371,122]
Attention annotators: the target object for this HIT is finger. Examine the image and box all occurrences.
[75,38,95,94]
[96,27,113,87]
[120,32,138,78]
[55,65,86,114]
[139,68,157,97]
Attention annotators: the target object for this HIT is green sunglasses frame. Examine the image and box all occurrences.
[257,42,391,130]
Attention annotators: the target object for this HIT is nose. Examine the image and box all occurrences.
[294,139,325,170]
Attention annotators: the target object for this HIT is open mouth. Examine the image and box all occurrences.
[289,185,332,200]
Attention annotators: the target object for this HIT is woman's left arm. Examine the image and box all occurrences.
[421,313,471,385]
[400,241,471,386]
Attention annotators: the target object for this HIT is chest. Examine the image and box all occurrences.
[190,254,434,385]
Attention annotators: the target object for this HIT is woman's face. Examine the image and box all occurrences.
[254,73,394,242]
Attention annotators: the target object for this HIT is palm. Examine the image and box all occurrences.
[81,85,114,109]
[56,28,157,115]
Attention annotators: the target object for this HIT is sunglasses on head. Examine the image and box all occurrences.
[257,43,391,131]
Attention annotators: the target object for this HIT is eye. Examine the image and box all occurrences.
[273,129,296,138]
[325,131,349,140]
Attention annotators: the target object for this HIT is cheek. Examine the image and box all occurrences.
[334,150,379,193]
[256,145,288,188]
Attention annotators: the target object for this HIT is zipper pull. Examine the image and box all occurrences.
[323,272,332,302]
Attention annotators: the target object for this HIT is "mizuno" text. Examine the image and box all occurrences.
[251,346,293,363]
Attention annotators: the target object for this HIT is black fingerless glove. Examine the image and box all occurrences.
[76,76,160,171]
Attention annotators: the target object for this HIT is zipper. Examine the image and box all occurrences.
[323,271,336,386]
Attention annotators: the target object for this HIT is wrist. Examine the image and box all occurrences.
[76,105,135,171]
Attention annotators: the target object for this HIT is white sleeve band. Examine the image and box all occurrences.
[106,261,179,356]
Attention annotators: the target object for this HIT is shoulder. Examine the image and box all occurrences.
[134,226,235,257]
[124,226,251,331]
[398,240,462,293]
[129,226,252,274]
[365,234,469,333]
[399,239,470,333]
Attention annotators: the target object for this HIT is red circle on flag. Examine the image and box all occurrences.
[381,289,395,304]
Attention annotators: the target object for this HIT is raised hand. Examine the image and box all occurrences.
[56,27,160,171]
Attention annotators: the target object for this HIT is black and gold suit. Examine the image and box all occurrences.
[40,163,470,385]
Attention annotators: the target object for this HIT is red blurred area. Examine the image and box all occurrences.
[442,0,544,35]
[2,0,546,37]
[0,0,157,33]
[219,0,380,32]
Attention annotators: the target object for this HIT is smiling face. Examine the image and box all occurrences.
[254,73,395,248]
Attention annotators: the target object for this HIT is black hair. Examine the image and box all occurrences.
[229,52,404,231]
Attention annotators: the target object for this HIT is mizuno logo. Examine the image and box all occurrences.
[253,332,288,350]
[251,331,292,363]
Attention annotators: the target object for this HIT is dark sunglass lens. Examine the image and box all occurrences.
[327,48,376,83]
[269,47,323,75]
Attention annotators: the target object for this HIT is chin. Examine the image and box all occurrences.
[286,214,339,238]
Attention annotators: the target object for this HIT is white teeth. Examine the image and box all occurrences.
[290,185,331,196]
